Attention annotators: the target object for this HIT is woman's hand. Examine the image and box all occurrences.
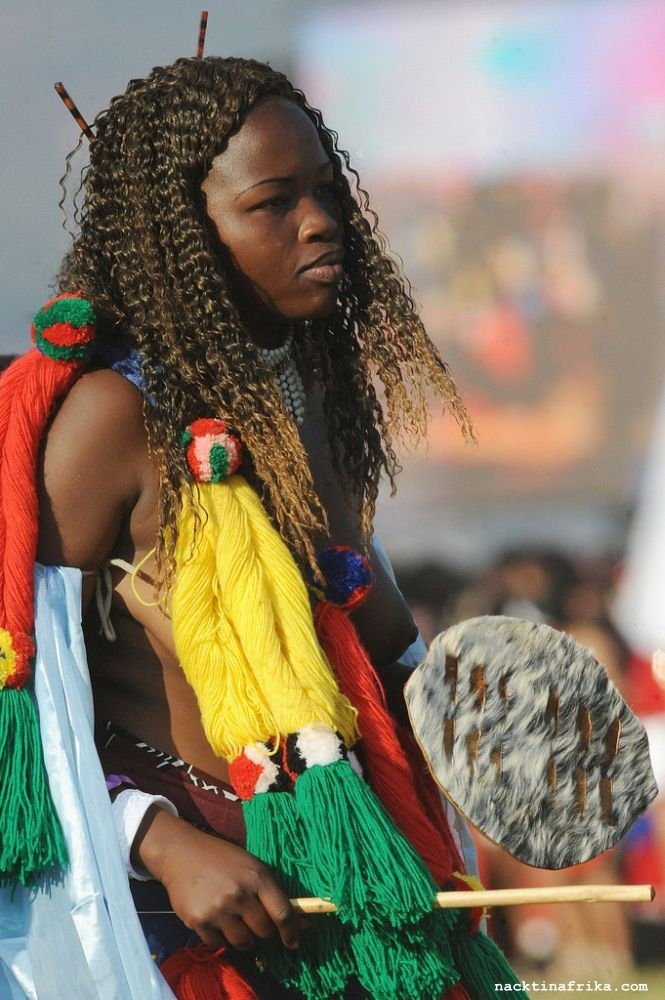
[135,806,305,952]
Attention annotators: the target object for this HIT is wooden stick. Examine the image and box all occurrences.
[54,83,95,141]
[290,884,655,914]
[197,10,208,58]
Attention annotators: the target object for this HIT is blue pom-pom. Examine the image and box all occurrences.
[317,546,373,609]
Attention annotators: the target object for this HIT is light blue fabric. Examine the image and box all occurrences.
[0,565,174,1000]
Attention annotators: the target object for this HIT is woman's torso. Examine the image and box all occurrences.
[40,367,417,785]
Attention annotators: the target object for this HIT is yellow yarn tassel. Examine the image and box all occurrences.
[171,476,358,761]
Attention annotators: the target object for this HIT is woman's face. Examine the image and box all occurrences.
[202,97,344,344]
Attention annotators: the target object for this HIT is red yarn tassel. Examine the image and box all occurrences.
[397,719,466,864]
[314,601,464,884]
[0,347,86,682]
[160,945,259,1000]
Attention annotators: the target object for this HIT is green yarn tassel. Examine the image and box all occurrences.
[294,760,461,998]
[347,915,461,1000]
[0,688,68,886]
[244,763,521,999]
[244,791,351,999]
[295,759,436,925]
[452,917,528,999]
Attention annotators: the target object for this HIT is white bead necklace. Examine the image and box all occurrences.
[257,328,306,426]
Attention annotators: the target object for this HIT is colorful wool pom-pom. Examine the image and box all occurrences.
[229,727,348,801]
[182,418,242,483]
[0,630,35,691]
[30,292,96,363]
[228,743,287,800]
[316,546,373,610]
[0,628,17,689]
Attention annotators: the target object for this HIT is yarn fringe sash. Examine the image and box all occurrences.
[172,475,357,760]
[0,686,68,885]
[170,474,525,998]
[451,912,526,999]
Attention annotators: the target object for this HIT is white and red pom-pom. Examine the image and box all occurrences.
[229,742,282,800]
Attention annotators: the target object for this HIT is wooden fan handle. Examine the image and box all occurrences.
[290,883,655,913]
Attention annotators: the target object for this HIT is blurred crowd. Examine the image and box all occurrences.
[395,547,665,981]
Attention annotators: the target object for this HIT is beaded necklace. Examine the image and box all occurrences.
[256,328,306,425]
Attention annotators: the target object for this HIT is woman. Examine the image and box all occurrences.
[0,57,520,999]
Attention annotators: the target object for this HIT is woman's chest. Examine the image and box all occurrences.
[296,380,362,547]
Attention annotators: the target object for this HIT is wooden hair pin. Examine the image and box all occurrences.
[54,82,95,142]
[197,10,209,58]
[55,12,210,141]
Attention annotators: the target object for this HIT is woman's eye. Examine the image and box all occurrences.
[316,182,336,198]
[254,195,289,210]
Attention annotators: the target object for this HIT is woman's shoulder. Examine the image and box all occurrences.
[53,364,146,432]
[36,366,152,568]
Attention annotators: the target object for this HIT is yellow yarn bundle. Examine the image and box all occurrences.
[171,475,358,761]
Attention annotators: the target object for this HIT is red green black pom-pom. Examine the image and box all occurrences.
[31,292,96,363]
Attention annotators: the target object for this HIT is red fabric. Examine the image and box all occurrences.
[161,945,259,1000]
[96,722,246,846]
[626,651,665,716]
[315,601,466,886]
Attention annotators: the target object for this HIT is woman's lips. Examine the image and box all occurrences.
[300,262,344,284]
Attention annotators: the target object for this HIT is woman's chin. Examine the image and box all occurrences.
[296,293,340,322]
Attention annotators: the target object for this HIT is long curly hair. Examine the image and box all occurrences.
[57,56,472,586]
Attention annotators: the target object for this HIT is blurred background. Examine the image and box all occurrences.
[1,0,664,987]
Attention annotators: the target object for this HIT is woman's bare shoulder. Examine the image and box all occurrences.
[53,365,147,432]
[36,368,152,568]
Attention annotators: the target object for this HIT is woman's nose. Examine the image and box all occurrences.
[298,195,341,243]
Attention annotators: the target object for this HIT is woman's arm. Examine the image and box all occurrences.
[135,807,304,951]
